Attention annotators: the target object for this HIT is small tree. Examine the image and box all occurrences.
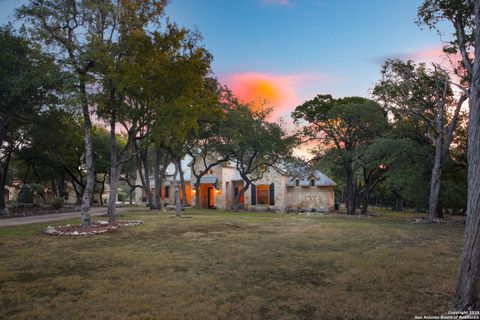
[0,26,62,214]
[231,105,297,209]
[373,59,467,220]
[18,0,104,226]
[188,88,241,208]
[292,95,387,215]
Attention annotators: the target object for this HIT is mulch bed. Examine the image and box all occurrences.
[44,220,144,236]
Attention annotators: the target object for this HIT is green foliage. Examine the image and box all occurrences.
[373,59,454,128]
[417,0,474,81]
[117,192,127,202]
[51,197,64,210]
[0,25,64,123]
[17,183,44,204]
[293,94,387,150]
[294,94,388,213]
[231,105,298,182]
[0,26,65,209]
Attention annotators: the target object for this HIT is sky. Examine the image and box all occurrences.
[163,0,450,120]
[0,0,450,121]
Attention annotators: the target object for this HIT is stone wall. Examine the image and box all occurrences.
[286,186,335,212]
[243,168,288,212]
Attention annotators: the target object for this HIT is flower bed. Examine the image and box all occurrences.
[44,220,144,236]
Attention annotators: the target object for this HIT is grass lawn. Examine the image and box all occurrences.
[0,208,465,320]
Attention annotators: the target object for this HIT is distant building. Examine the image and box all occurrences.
[5,179,112,205]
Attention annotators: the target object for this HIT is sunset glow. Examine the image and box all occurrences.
[222,72,323,119]
[224,73,295,111]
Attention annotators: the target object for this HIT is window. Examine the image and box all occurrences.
[164,186,170,199]
[257,185,269,205]
[295,179,300,187]
[310,179,315,187]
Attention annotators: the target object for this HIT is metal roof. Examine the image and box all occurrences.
[286,170,336,187]
[199,176,218,185]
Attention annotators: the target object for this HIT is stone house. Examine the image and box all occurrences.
[188,160,336,212]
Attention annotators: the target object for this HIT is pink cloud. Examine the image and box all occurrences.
[396,46,468,71]
[407,47,445,61]
[221,72,326,120]
[378,46,463,67]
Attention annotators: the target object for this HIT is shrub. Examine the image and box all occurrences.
[51,198,64,210]
[17,183,46,205]
[118,192,127,202]
[17,185,34,204]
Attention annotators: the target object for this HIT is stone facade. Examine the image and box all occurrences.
[135,157,336,213]
[189,162,335,212]
[286,186,335,212]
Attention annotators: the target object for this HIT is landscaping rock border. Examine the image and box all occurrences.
[44,220,144,236]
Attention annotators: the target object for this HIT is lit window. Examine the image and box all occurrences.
[257,185,269,205]
[295,179,300,187]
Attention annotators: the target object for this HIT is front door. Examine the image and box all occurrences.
[207,187,214,208]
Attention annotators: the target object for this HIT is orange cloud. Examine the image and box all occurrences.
[222,72,323,119]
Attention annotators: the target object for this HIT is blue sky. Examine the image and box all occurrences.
[0,0,448,118]
[165,0,445,106]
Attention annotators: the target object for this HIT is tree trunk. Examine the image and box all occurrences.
[137,150,153,209]
[454,1,480,310]
[57,171,65,199]
[107,107,118,224]
[0,183,6,216]
[360,187,371,215]
[345,161,356,215]
[233,180,251,210]
[71,180,83,205]
[427,138,444,220]
[177,158,188,208]
[99,175,106,206]
[428,87,446,220]
[152,148,166,210]
[173,169,181,217]
[0,168,8,215]
[79,77,94,227]
[0,146,12,215]
[455,3,480,308]
[194,178,201,209]
[52,179,58,199]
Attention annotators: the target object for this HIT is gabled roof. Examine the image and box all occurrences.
[286,171,336,187]
[276,160,336,187]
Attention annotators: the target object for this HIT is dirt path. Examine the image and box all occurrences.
[0,207,130,227]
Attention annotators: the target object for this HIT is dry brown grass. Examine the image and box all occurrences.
[0,208,464,319]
